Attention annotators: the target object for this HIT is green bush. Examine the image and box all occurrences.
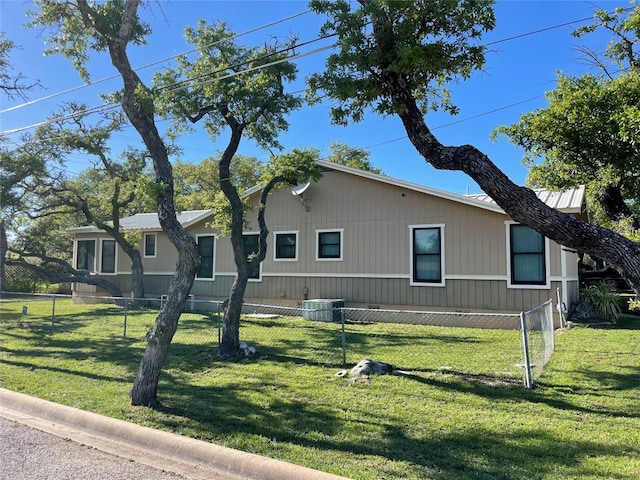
[580,282,623,322]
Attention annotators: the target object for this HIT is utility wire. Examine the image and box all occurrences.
[0,8,627,141]
[363,96,542,150]
[0,9,313,116]
[0,35,334,139]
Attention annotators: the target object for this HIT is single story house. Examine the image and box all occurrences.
[67,160,586,314]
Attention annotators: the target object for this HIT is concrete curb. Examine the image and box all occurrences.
[0,388,350,480]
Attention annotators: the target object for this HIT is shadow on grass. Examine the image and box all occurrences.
[3,313,639,478]
[147,365,638,480]
[0,330,145,380]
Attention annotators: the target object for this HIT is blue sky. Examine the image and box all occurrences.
[0,0,629,194]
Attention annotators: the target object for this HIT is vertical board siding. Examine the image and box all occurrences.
[74,168,577,314]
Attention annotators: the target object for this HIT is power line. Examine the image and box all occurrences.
[363,96,543,150]
[1,7,629,145]
[157,32,335,96]
[0,39,329,139]
[2,6,613,119]
[0,8,313,116]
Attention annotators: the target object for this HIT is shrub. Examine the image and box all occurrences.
[629,297,640,314]
[580,282,623,322]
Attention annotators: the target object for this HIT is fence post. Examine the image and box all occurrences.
[51,293,56,327]
[547,300,555,352]
[340,308,346,365]
[519,311,533,389]
[216,302,222,348]
[123,298,128,338]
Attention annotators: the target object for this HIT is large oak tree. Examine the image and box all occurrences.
[308,0,640,295]
[29,0,199,407]
[494,6,640,235]
[154,21,320,358]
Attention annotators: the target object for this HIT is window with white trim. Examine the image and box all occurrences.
[274,231,298,261]
[410,225,445,286]
[101,239,116,274]
[316,229,343,261]
[509,224,546,285]
[143,233,156,257]
[196,235,215,279]
[76,239,96,272]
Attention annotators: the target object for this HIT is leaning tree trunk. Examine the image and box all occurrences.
[217,114,248,358]
[381,69,640,294]
[362,6,640,295]
[220,270,250,358]
[74,0,200,407]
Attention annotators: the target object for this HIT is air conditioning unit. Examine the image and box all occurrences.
[302,299,344,322]
[160,294,194,311]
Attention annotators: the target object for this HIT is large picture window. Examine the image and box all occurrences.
[76,239,95,272]
[411,226,444,285]
[243,233,261,280]
[196,235,215,279]
[274,231,298,261]
[101,239,116,274]
[316,229,343,261]
[509,224,546,285]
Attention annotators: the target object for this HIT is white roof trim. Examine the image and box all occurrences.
[312,161,497,213]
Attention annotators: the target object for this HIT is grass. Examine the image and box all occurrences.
[1,296,639,479]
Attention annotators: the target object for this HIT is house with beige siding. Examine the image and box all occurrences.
[67,160,586,314]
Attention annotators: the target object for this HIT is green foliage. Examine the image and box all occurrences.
[307,0,495,125]
[493,74,640,205]
[154,20,301,151]
[28,0,151,82]
[580,282,624,322]
[325,141,383,174]
[0,32,40,100]
[573,4,640,72]
[262,148,323,186]
[209,190,252,236]
[3,265,41,293]
[493,6,640,231]
[173,155,264,211]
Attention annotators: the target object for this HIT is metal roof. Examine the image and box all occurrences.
[66,210,212,234]
[466,185,586,213]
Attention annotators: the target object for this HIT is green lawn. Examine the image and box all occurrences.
[1,296,639,479]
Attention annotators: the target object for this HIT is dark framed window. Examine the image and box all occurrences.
[144,233,156,257]
[274,232,297,260]
[243,233,261,280]
[412,227,443,284]
[317,230,342,260]
[510,224,546,285]
[101,239,116,274]
[76,240,95,272]
[196,235,215,279]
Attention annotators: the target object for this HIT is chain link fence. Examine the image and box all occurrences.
[1,292,555,388]
[519,300,555,388]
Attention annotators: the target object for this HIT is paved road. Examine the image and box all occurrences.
[0,417,185,480]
